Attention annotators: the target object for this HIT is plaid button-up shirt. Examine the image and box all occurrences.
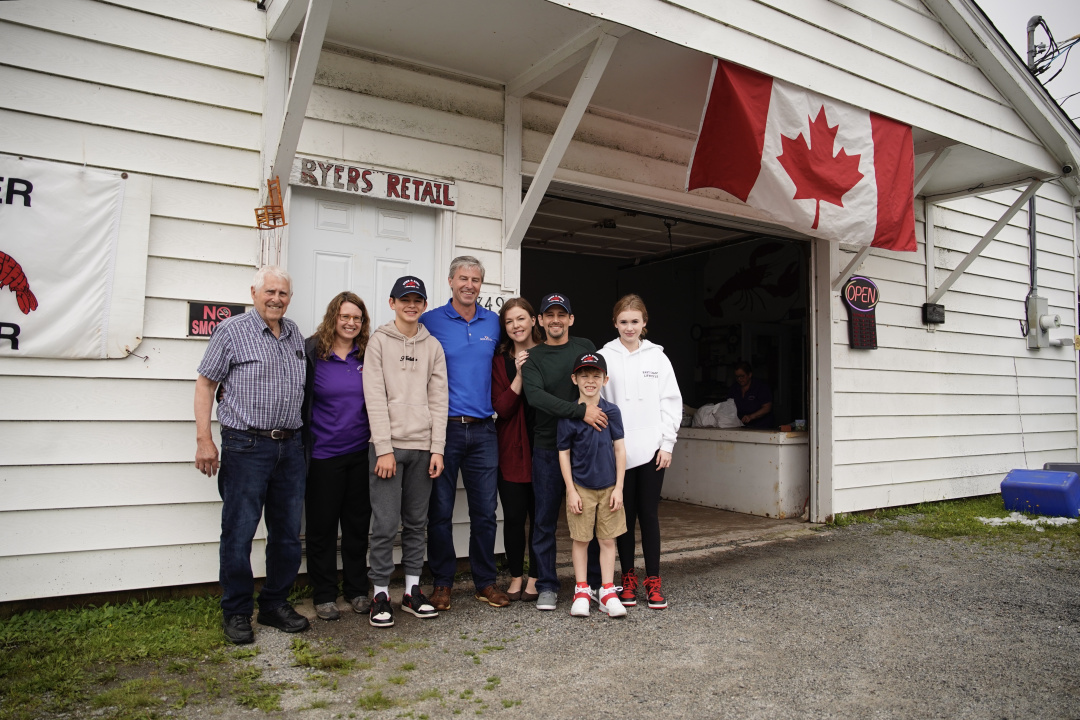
[197,309,306,431]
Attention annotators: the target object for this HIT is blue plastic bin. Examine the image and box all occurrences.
[1000,469,1080,518]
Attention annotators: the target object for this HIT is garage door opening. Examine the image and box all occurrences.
[519,194,811,518]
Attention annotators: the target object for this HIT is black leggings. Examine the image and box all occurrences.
[497,475,538,578]
[586,451,666,586]
[618,455,665,576]
[305,448,371,604]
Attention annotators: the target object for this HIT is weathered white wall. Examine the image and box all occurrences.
[0,0,265,602]
[830,183,1079,512]
[305,48,506,293]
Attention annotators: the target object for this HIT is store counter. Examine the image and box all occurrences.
[663,427,809,518]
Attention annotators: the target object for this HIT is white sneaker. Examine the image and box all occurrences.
[598,590,627,617]
[571,597,590,617]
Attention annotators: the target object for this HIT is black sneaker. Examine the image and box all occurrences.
[369,592,394,628]
[401,586,439,619]
[223,614,254,644]
[256,603,310,633]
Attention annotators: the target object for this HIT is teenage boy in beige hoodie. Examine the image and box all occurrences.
[363,276,449,628]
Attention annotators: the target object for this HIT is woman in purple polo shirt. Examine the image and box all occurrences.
[301,292,372,621]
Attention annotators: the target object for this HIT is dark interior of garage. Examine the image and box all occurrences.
[519,195,810,426]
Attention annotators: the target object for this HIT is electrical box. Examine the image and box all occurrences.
[922,303,945,324]
[1026,295,1060,349]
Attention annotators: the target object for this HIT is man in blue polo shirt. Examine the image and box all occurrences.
[421,256,508,610]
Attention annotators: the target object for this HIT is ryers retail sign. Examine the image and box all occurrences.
[290,156,457,210]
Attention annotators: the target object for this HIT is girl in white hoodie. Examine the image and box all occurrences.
[598,294,682,609]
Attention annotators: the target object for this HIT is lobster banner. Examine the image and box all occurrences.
[0,156,126,358]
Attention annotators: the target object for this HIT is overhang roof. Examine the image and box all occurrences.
[266,0,1080,201]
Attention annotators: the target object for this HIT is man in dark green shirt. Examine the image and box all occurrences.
[522,293,607,611]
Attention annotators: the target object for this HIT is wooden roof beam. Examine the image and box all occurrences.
[502,31,620,255]
[269,0,332,187]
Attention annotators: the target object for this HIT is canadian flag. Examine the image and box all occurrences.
[687,59,916,251]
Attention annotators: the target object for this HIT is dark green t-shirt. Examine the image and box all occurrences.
[521,336,596,450]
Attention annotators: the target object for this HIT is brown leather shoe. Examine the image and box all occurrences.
[474,584,510,608]
[430,585,452,611]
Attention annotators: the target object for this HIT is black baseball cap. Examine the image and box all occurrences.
[391,276,427,299]
[573,352,607,374]
[539,292,572,314]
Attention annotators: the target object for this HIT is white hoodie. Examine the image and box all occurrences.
[599,338,683,470]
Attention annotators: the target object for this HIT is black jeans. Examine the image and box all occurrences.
[497,475,538,578]
[587,451,666,585]
[305,447,371,605]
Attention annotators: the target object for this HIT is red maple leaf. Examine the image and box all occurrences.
[776,106,864,230]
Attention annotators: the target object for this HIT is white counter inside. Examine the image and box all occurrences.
[663,427,809,518]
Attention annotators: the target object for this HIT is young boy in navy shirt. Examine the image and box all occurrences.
[557,352,627,618]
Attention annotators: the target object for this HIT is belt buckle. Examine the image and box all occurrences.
[270,429,286,440]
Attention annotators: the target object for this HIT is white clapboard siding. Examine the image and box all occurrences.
[524,129,687,192]
[0,543,236,602]
[2,422,199,466]
[748,0,1003,103]
[523,96,694,165]
[453,181,504,221]
[0,0,265,76]
[0,22,263,113]
[455,215,505,253]
[2,503,225,557]
[832,181,1078,513]
[298,119,502,187]
[0,66,261,151]
[0,463,220,511]
[307,84,503,156]
[315,50,504,124]
[145,258,259,305]
[830,0,969,60]
[0,377,198,421]
[0,338,211,380]
[151,178,260,227]
[148,217,260,266]
[0,110,260,188]
[102,0,266,38]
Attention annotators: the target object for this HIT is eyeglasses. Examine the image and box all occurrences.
[338,314,363,323]
[734,373,749,379]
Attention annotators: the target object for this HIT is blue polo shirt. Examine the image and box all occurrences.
[420,300,499,418]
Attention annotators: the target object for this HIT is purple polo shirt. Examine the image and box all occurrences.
[310,348,370,460]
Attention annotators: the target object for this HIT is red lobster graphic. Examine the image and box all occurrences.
[0,251,38,315]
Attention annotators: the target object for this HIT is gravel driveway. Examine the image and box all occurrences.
[178,521,1080,720]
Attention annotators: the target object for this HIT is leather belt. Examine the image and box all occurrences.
[448,416,487,424]
[248,428,296,440]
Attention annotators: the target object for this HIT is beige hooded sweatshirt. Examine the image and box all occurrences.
[363,320,449,458]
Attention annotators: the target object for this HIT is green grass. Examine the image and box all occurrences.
[292,637,358,673]
[356,689,400,710]
[829,494,1080,550]
[0,597,224,720]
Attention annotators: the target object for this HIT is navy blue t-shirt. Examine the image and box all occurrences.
[556,397,624,490]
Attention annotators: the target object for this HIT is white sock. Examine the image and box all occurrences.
[374,585,389,599]
[405,575,420,594]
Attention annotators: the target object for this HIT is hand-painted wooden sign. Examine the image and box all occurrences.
[841,276,878,349]
[290,156,457,210]
[188,302,249,338]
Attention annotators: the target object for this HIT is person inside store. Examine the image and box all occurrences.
[730,361,773,429]
[491,297,543,602]
[301,292,373,622]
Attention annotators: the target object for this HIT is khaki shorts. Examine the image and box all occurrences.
[566,483,627,542]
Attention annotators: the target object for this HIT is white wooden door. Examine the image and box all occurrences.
[288,188,437,336]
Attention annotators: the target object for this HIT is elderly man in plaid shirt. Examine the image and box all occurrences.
[194,266,310,644]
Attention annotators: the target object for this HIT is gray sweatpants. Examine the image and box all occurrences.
[368,448,432,586]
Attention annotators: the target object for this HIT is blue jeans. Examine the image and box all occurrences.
[427,419,499,589]
[217,427,306,617]
[531,447,565,594]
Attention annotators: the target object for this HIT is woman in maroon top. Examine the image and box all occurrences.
[301,292,372,621]
[491,297,543,601]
